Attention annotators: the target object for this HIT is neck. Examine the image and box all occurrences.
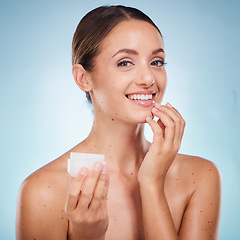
[81,113,149,176]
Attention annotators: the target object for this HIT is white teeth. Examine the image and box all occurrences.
[127,94,154,100]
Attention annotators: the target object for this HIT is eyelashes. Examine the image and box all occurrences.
[150,60,167,67]
[117,60,133,67]
[117,59,167,68]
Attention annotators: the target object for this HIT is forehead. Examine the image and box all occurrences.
[99,19,164,55]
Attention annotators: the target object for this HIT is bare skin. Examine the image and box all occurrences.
[16,20,221,240]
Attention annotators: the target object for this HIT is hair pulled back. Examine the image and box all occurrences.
[72,5,162,103]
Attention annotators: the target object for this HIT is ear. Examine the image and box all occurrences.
[72,64,93,92]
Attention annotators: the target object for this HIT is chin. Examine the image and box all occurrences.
[130,111,153,124]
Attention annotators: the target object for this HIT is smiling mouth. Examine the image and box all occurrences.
[126,93,156,101]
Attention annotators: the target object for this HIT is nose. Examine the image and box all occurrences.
[135,64,154,87]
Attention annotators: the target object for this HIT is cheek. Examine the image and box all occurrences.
[162,77,167,92]
[156,71,167,90]
[155,72,167,102]
[92,81,121,110]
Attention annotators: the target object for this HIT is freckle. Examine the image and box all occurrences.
[210,203,213,205]
[205,229,207,231]
[62,209,64,212]
[200,210,203,213]
[131,173,133,175]
[192,173,194,175]
[177,178,179,181]
[209,169,212,171]
[193,182,195,184]
[61,217,63,220]
[112,118,114,121]
[115,113,118,116]
[43,204,46,207]
[211,221,213,223]
[208,221,210,223]
[109,156,112,158]
[48,185,50,188]
[109,145,111,147]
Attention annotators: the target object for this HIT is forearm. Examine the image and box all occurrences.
[139,182,178,240]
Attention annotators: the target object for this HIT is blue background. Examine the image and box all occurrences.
[0,0,239,239]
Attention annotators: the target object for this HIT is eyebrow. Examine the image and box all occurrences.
[112,48,165,58]
[152,48,165,55]
[112,49,138,58]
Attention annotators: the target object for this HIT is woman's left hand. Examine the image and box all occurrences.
[138,102,185,186]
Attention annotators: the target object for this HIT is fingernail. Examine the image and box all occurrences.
[146,116,152,121]
[94,162,102,172]
[152,107,159,112]
[154,102,161,108]
[80,167,89,176]
[166,102,173,108]
[101,164,108,174]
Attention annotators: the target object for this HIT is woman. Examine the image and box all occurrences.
[16,5,221,240]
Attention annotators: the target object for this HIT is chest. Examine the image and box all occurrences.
[105,177,144,240]
[104,176,189,240]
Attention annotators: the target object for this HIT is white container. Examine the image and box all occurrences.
[68,152,106,177]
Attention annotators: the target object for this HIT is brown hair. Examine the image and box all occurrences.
[72,5,162,103]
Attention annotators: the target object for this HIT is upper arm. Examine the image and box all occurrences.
[16,174,69,240]
[178,160,222,240]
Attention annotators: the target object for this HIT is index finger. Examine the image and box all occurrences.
[65,167,89,213]
[76,162,104,211]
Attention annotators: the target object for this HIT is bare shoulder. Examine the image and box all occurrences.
[16,154,70,240]
[174,153,221,181]
[174,154,222,239]
[19,154,69,201]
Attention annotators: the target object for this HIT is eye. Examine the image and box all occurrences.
[117,60,133,67]
[151,59,166,67]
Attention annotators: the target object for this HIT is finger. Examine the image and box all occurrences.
[146,116,164,145]
[102,171,110,201]
[164,103,186,142]
[157,118,166,137]
[152,107,175,144]
[65,167,89,213]
[101,171,110,211]
[89,165,109,211]
[158,106,181,142]
[76,162,103,212]
[172,108,185,141]
[155,103,183,145]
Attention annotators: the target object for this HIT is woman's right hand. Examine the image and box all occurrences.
[65,162,109,240]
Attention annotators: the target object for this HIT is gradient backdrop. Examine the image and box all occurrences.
[0,0,239,239]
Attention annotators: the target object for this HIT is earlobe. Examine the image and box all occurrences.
[72,64,92,91]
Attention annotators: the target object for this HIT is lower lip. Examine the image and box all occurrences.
[127,97,155,107]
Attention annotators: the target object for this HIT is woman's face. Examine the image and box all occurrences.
[89,19,167,124]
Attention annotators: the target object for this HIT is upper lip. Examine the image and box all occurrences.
[126,90,156,95]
